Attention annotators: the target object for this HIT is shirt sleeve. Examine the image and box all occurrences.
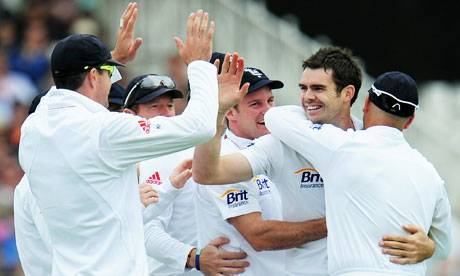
[264,105,349,172]
[13,176,53,275]
[239,134,284,180]
[142,180,183,222]
[201,180,261,220]
[99,61,218,170]
[429,183,452,260]
[144,204,194,273]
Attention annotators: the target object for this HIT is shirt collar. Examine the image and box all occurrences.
[46,88,109,114]
[224,128,254,149]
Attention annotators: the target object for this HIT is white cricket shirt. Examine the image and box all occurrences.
[195,129,285,276]
[18,61,218,276]
[140,147,201,276]
[14,175,52,276]
[265,105,452,276]
[239,112,363,276]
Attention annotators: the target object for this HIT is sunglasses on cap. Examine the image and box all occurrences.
[369,85,419,116]
[124,75,176,108]
[84,65,115,77]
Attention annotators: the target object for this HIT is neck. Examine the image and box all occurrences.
[332,113,355,131]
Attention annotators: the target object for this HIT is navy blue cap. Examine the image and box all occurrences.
[210,52,284,93]
[368,71,419,117]
[51,34,124,78]
[242,67,284,93]
[108,83,126,106]
[124,74,183,109]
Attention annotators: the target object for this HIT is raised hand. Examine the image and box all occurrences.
[174,10,215,64]
[216,53,249,112]
[379,224,435,264]
[169,158,193,189]
[138,182,159,207]
[111,2,143,64]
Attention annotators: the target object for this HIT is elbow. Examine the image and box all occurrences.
[245,236,272,252]
[192,170,215,184]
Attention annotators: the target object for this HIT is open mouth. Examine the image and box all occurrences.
[257,120,265,126]
[306,105,322,111]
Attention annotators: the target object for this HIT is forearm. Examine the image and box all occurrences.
[142,180,181,222]
[144,220,194,272]
[192,111,226,184]
[232,217,327,251]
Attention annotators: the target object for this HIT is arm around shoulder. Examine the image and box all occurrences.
[228,212,327,252]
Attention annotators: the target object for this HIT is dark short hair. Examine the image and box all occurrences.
[53,67,105,91]
[53,71,88,90]
[303,46,362,106]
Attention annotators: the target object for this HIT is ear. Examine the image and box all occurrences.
[123,108,136,115]
[403,114,415,129]
[225,107,238,122]
[87,68,98,88]
[363,95,371,114]
[342,85,355,104]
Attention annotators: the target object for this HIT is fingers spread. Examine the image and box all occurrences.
[382,248,412,257]
[218,250,248,260]
[207,21,215,40]
[192,10,204,37]
[121,2,132,20]
[209,237,230,246]
[221,53,231,74]
[382,234,409,243]
[389,256,414,265]
[186,13,195,37]
[403,224,423,233]
[229,53,239,74]
[199,12,209,38]
[379,240,413,250]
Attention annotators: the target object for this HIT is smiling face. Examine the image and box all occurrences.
[227,86,275,140]
[299,67,350,126]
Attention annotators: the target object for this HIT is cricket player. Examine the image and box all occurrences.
[18,9,245,276]
[264,71,452,275]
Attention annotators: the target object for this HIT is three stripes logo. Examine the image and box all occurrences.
[138,120,151,134]
[146,171,162,185]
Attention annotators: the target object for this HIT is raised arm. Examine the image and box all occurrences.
[193,53,253,184]
[111,2,143,64]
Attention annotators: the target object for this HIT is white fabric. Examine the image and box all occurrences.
[141,147,201,276]
[195,129,285,276]
[239,112,362,276]
[18,60,218,276]
[14,175,52,276]
[264,105,452,276]
[142,178,183,224]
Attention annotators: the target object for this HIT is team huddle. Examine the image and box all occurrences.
[14,3,452,276]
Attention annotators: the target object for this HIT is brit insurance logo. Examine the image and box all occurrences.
[253,175,271,196]
[295,168,324,189]
[219,189,249,208]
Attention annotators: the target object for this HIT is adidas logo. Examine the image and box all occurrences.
[138,120,151,134]
[146,171,162,185]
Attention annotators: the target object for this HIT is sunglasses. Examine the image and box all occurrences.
[369,85,419,116]
[124,75,176,108]
[84,65,115,77]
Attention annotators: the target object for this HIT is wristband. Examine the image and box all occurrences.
[195,248,202,271]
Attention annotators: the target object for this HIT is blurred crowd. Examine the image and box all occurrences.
[0,1,108,275]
